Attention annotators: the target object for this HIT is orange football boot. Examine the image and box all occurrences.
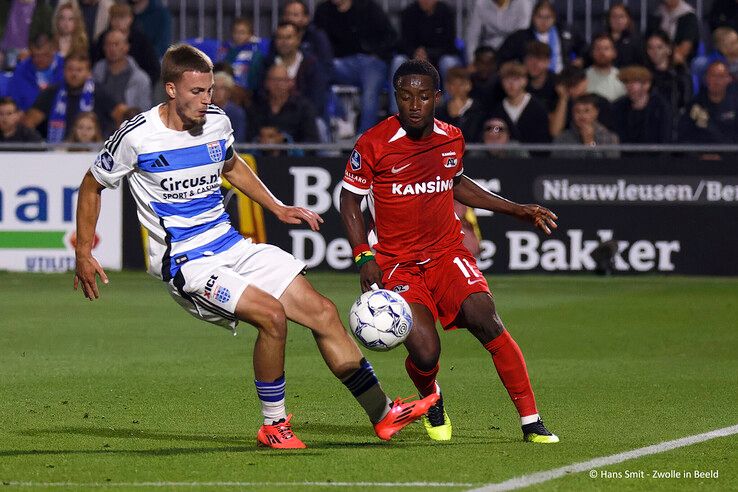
[256,414,306,449]
[374,393,440,441]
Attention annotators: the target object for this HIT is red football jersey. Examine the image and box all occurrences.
[343,116,466,262]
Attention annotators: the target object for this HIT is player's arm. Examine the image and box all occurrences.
[453,174,558,235]
[74,170,109,300]
[221,150,322,231]
[339,188,384,292]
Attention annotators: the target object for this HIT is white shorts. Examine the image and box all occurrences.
[166,238,305,331]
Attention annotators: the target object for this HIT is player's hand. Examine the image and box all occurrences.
[275,205,324,231]
[74,255,109,301]
[359,260,384,293]
[519,204,558,235]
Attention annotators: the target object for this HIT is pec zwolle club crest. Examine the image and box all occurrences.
[207,141,223,162]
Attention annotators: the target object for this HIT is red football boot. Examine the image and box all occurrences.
[256,414,306,449]
[374,393,440,441]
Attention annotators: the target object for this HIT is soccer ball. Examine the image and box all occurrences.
[349,289,413,351]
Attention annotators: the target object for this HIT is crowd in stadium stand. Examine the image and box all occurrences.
[1,0,738,152]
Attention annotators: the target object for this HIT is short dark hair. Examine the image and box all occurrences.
[556,66,586,87]
[282,0,308,16]
[65,51,90,65]
[525,40,552,59]
[445,67,470,84]
[591,32,615,50]
[29,31,53,48]
[572,93,600,108]
[392,59,440,90]
[161,44,213,84]
[647,29,672,46]
[473,45,496,60]
[533,0,557,18]
[231,17,252,32]
[276,21,299,33]
[0,96,18,110]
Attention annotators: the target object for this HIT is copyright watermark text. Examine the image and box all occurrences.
[588,469,719,480]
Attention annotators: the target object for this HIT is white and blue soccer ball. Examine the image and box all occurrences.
[349,289,413,351]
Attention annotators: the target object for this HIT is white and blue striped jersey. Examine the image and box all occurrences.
[90,103,239,281]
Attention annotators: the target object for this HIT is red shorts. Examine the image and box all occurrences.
[377,245,490,331]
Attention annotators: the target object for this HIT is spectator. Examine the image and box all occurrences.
[7,32,64,111]
[0,96,42,143]
[436,67,485,142]
[476,116,529,158]
[524,40,557,112]
[499,0,585,73]
[53,2,88,58]
[265,21,328,117]
[653,0,699,66]
[0,0,53,69]
[256,125,304,157]
[119,105,142,122]
[489,61,550,143]
[645,30,692,116]
[213,71,246,143]
[218,17,265,97]
[66,110,102,150]
[130,0,171,58]
[605,3,645,67]
[678,61,738,144]
[586,33,626,102]
[612,65,672,144]
[696,27,738,82]
[92,29,151,109]
[248,64,319,143]
[314,0,397,133]
[394,0,462,82]
[67,0,114,46]
[465,0,531,60]
[710,0,738,32]
[281,0,333,77]
[469,45,504,112]
[549,66,614,137]
[23,51,121,141]
[92,3,159,85]
[552,93,619,158]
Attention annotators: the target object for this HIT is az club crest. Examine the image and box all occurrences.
[207,141,223,162]
[444,158,457,168]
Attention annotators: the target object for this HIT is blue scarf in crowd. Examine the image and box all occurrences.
[547,26,561,73]
[47,78,95,143]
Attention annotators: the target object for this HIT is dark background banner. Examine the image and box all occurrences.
[122,157,737,275]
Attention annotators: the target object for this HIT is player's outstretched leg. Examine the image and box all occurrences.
[403,303,452,441]
[278,275,439,440]
[458,292,559,443]
[235,285,306,449]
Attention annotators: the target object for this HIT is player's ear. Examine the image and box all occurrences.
[165,81,176,100]
[434,90,442,104]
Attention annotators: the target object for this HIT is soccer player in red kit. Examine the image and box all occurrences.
[339,60,560,443]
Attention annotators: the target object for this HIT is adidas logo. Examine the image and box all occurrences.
[151,154,170,168]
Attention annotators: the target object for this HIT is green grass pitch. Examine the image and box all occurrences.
[1,271,736,491]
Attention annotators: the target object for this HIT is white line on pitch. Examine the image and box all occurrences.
[468,423,738,492]
[0,481,475,488]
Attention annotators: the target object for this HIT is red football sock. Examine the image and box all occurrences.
[404,356,439,397]
[484,330,538,418]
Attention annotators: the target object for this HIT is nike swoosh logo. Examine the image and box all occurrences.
[391,163,412,173]
[468,278,485,285]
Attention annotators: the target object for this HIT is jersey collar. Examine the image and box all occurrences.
[387,121,448,143]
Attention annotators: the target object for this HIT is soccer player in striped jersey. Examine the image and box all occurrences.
[73,44,438,449]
